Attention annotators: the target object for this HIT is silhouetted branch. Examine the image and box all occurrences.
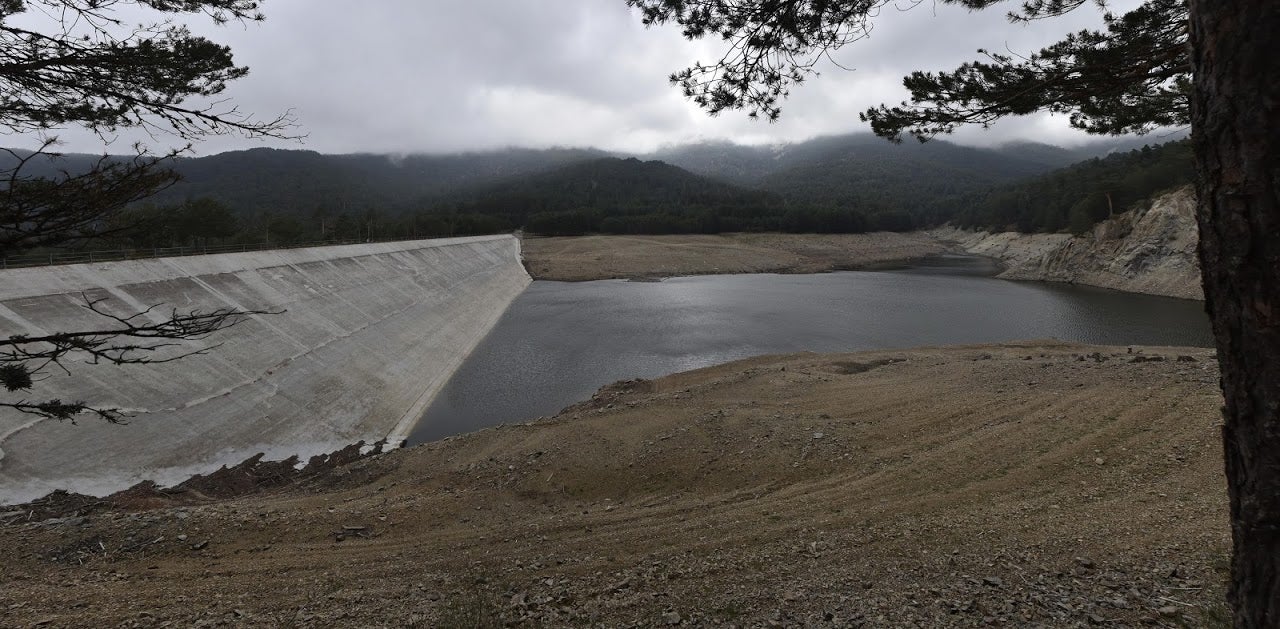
[0,293,283,423]
[0,140,184,255]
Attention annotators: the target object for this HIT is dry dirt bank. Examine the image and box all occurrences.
[0,342,1230,627]
[521,232,952,281]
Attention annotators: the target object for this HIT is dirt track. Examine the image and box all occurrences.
[521,233,952,281]
[0,341,1230,627]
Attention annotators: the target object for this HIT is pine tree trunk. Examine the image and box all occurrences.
[1188,2,1280,626]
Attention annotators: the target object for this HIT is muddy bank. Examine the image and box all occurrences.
[0,341,1230,627]
[521,232,952,281]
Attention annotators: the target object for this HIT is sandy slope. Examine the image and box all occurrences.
[521,232,951,281]
[0,341,1231,627]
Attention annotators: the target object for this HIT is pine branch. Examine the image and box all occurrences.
[0,293,283,423]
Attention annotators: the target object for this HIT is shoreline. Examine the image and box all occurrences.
[520,230,1205,300]
[521,232,954,282]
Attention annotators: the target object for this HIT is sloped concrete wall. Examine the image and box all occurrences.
[0,235,530,502]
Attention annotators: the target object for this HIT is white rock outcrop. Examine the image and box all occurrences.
[937,187,1201,300]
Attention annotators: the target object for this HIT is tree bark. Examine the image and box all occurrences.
[1189,2,1280,626]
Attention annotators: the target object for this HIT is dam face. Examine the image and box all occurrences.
[0,235,531,503]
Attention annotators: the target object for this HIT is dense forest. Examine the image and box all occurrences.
[430,139,1193,238]
[2,134,1194,253]
[422,157,927,236]
[943,140,1194,233]
[658,134,1071,212]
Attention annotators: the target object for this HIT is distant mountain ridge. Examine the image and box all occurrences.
[154,146,614,215]
[1,132,1191,248]
[650,133,1187,219]
[3,133,1166,220]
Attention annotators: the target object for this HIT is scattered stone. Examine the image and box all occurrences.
[812,432,825,440]
[982,577,1004,588]
[663,611,682,625]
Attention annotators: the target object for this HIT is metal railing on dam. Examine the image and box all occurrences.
[0,235,532,503]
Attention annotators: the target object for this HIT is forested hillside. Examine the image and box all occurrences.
[651,133,1181,210]
[433,157,778,235]
[427,156,935,235]
[7,134,1095,220]
[653,134,1072,221]
[152,147,611,215]
[2,136,1193,251]
[945,140,1194,233]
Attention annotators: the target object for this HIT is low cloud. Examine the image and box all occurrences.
[23,0,1148,156]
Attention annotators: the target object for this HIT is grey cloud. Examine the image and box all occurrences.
[26,0,1152,156]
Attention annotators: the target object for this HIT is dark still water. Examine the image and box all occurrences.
[407,257,1211,444]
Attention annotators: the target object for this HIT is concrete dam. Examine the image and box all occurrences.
[0,235,530,503]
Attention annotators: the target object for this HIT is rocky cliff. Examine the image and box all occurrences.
[937,186,1202,300]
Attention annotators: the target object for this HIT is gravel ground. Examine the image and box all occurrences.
[0,341,1231,627]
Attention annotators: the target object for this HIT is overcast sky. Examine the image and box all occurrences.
[25,0,1152,156]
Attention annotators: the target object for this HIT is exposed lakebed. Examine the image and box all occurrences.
[408,256,1211,444]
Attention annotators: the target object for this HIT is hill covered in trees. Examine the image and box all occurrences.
[3,134,1194,250]
[151,146,612,216]
[944,140,1194,234]
[655,134,1070,207]
[651,133,1184,215]
[425,156,937,236]
[12,133,1123,219]
[436,137,1194,237]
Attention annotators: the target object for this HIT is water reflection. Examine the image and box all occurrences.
[409,258,1210,444]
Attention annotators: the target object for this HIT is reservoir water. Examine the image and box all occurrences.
[407,256,1211,444]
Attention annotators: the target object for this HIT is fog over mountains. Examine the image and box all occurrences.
[4,131,1191,241]
[112,133,1175,214]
